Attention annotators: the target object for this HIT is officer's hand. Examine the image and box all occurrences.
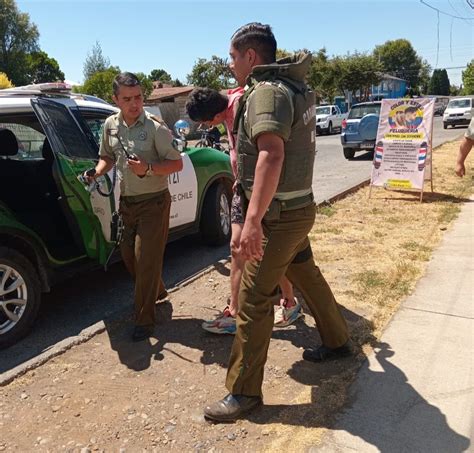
[240,219,264,261]
[127,157,147,177]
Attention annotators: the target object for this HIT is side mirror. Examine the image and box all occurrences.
[174,120,190,139]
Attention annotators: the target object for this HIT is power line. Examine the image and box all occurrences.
[419,0,474,19]
[466,0,474,9]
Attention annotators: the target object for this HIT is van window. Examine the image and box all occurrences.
[447,99,471,109]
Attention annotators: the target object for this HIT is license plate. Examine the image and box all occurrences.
[361,141,375,148]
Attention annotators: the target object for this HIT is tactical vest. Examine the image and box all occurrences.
[235,75,316,199]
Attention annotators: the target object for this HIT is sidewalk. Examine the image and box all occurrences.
[313,197,473,453]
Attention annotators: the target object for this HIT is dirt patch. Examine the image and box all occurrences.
[0,140,471,452]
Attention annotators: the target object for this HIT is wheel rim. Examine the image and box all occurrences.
[0,264,28,335]
[219,193,231,236]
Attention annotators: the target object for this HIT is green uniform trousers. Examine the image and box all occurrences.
[119,190,171,327]
[226,202,349,397]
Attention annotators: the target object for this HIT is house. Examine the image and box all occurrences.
[145,82,194,129]
[370,74,408,100]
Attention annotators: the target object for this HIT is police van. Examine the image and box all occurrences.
[0,83,233,348]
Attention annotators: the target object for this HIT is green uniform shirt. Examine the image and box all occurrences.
[99,110,181,197]
[465,117,474,141]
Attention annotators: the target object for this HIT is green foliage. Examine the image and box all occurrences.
[307,48,339,103]
[462,60,474,95]
[0,0,39,85]
[276,48,292,59]
[83,41,110,80]
[79,67,120,103]
[0,72,13,88]
[149,68,172,83]
[450,85,461,96]
[26,51,64,83]
[187,55,234,90]
[373,39,426,90]
[172,78,183,87]
[428,69,450,95]
[135,72,153,99]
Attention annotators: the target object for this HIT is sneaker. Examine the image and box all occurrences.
[202,306,236,335]
[274,297,303,327]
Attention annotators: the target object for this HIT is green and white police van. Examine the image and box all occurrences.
[0,83,233,348]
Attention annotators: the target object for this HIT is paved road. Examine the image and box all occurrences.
[0,119,465,374]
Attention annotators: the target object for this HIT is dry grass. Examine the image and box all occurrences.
[266,139,473,452]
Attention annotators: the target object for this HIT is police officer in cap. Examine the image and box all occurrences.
[89,72,183,342]
[204,23,352,421]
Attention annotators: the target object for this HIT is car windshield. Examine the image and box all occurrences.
[316,107,330,115]
[447,99,471,109]
[348,104,381,119]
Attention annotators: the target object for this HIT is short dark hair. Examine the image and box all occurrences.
[230,22,277,64]
[113,72,141,96]
[185,88,228,122]
[404,106,417,114]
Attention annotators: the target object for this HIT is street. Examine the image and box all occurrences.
[0,118,465,374]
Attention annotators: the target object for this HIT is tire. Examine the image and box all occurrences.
[200,182,231,246]
[443,123,447,130]
[327,122,333,135]
[0,247,41,349]
[195,139,207,148]
[343,148,356,159]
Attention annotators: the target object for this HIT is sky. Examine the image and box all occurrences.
[16,0,474,87]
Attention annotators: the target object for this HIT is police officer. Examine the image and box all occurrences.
[90,72,183,342]
[204,23,351,421]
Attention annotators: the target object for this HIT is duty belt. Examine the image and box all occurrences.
[243,188,314,211]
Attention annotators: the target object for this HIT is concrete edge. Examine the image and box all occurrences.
[0,177,384,387]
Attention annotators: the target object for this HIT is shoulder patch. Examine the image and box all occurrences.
[254,87,276,115]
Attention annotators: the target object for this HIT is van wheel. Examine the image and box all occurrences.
[0,247,41,349]
[200,182,231,245]
[343,148,356,159]
[443,123,447,129]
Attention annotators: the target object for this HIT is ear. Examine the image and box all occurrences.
[112,94,118,105]
[247,48,257,66]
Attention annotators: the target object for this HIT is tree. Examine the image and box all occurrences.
[78,67,120,103]
[172,78,183,87]
[450,84,461,96]
[332,52,383,102]
[26,51,64,83]
[462,60,474,95]
[373,39,425,90]
[83,41,110,80]
[0,0,39,85]
[428,69,450,95]
[307,48,339,103]
[0,72,13,88]
[135,72,153,99]
[187,56,234,90]
[149,68,172,84]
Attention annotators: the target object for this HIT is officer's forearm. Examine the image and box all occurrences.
[95,156,114,177]
[150,158,183,175]
[246,135,284,223]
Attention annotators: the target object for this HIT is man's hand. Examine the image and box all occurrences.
[455,162,466,177]
[127,156,147,176]
[240,218,264,261]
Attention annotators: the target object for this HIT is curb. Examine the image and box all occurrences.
[0,179,369,387]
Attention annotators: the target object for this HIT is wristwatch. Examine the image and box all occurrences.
[145,163,154,177]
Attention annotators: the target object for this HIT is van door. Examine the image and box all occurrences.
[30,98,115,264]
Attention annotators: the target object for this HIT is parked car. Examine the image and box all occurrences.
[340,101,381,159]
[0,83,233,348]
[443,97,473,129]
[316,104,347,135]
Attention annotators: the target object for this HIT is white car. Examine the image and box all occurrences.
[443,97,473,129]
[316,104,348,135]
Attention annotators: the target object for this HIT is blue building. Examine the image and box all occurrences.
[370,74,408,100]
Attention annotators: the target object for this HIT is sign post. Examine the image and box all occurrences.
[369,98,435,202]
